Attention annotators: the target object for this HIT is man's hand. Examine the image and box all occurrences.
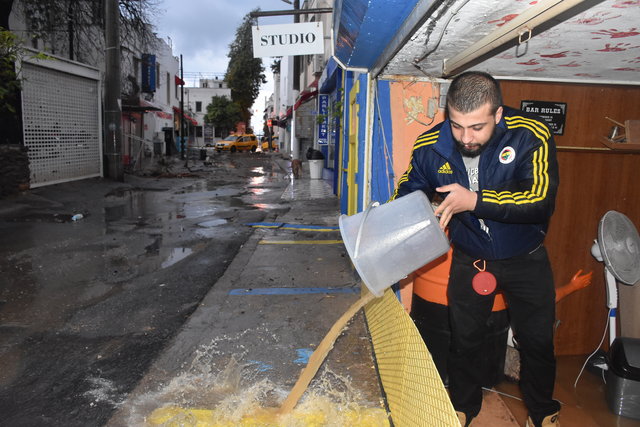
[434,183,478,228]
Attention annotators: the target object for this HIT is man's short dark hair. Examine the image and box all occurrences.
[446,71,503,115]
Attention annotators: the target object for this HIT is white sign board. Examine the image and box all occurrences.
[252,22,324,58]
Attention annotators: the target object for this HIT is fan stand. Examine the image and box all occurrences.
[604,268,618,345]
[592,240,619,345]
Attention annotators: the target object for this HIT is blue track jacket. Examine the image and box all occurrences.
[392,106,559,261]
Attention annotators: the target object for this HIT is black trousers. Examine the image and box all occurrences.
[411,296,509,388]
[447,245,561,422]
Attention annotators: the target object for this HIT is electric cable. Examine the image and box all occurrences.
[482,387,523,402]
[573,307,611,388]
[482,387,565,407]
[413,0,472,65]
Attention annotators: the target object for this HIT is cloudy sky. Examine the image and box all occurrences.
[154,0,293,130]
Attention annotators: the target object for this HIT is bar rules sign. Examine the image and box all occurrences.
[252,23,324,58]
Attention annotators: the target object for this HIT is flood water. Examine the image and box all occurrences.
[125,332,390,427]
[0,154,295,425]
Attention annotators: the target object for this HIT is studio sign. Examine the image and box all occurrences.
[252,22,324,58]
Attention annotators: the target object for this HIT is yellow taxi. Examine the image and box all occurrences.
[215,134,258,153]
[261,136,279,151]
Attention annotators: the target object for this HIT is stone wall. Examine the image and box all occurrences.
[0,145,30,198]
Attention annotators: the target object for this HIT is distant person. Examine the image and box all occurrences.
[392,72,560,427]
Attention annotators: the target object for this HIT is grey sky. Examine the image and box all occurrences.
[154,0,293,130]
[154,0,291,78]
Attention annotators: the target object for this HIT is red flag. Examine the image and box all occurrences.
[175,75,185,86]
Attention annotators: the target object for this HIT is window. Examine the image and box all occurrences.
[219,83,223,88]
[196,101,202,112]
[166,72,170,102]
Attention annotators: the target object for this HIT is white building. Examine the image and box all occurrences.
[6,0,186,184]
[139,37,181,156]
[184,78,232,146]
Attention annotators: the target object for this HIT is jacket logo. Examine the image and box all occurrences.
[437,162,453,174]
[499,146,516,164]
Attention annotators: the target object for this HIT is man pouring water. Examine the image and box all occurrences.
[391,72,560,427]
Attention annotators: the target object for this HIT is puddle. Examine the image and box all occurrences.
[198,219,227,228]
[195,228,219,239]
[247,188,270,195]
[230,197,253,209]
[105,187,169,198]
[251,203,288,211]
[104,187,237,223]
[8,212,76,223]
[179,204,219,219]
[161,248,194,269]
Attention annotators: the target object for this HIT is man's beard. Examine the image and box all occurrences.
[454,128,496,158]
[454,139,489,158]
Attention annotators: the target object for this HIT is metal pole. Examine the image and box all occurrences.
[179,54,185,160]
[184,87,189,167]
[292,90,299,160]
[293,0,300,92]
[104,0,123,181]
[291,0,300,159]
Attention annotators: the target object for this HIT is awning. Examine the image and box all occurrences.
[334,0,421,69]
[173,106,197,126]
[319,56,342,93]
[294,90,318,111]
[293,77,320,111]
[122,99,164,112]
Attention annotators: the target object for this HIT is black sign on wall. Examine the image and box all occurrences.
[520,100,567,135]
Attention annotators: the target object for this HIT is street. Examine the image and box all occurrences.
[0,153,293,426]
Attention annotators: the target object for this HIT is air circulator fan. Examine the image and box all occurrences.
[590,210,640,345]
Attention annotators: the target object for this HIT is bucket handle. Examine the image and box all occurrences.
[354,201,380,259]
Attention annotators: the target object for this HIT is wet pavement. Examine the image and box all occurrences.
[0,153,383,426]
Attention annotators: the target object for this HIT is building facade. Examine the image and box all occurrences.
[184,78,232,146]
[4,0,185,186]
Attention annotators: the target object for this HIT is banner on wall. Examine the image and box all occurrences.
[317,94,328,145]
[252,22,324,58]
[141,54,156,93]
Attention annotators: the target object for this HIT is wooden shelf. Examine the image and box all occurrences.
[599,137,640,153]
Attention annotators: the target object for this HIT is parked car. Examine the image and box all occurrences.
[261,136,278,151]
[215,134,258,152]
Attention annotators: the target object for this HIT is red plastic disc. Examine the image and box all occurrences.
[472,271,497,295]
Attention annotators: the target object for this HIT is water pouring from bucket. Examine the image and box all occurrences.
[277,190,450,414]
